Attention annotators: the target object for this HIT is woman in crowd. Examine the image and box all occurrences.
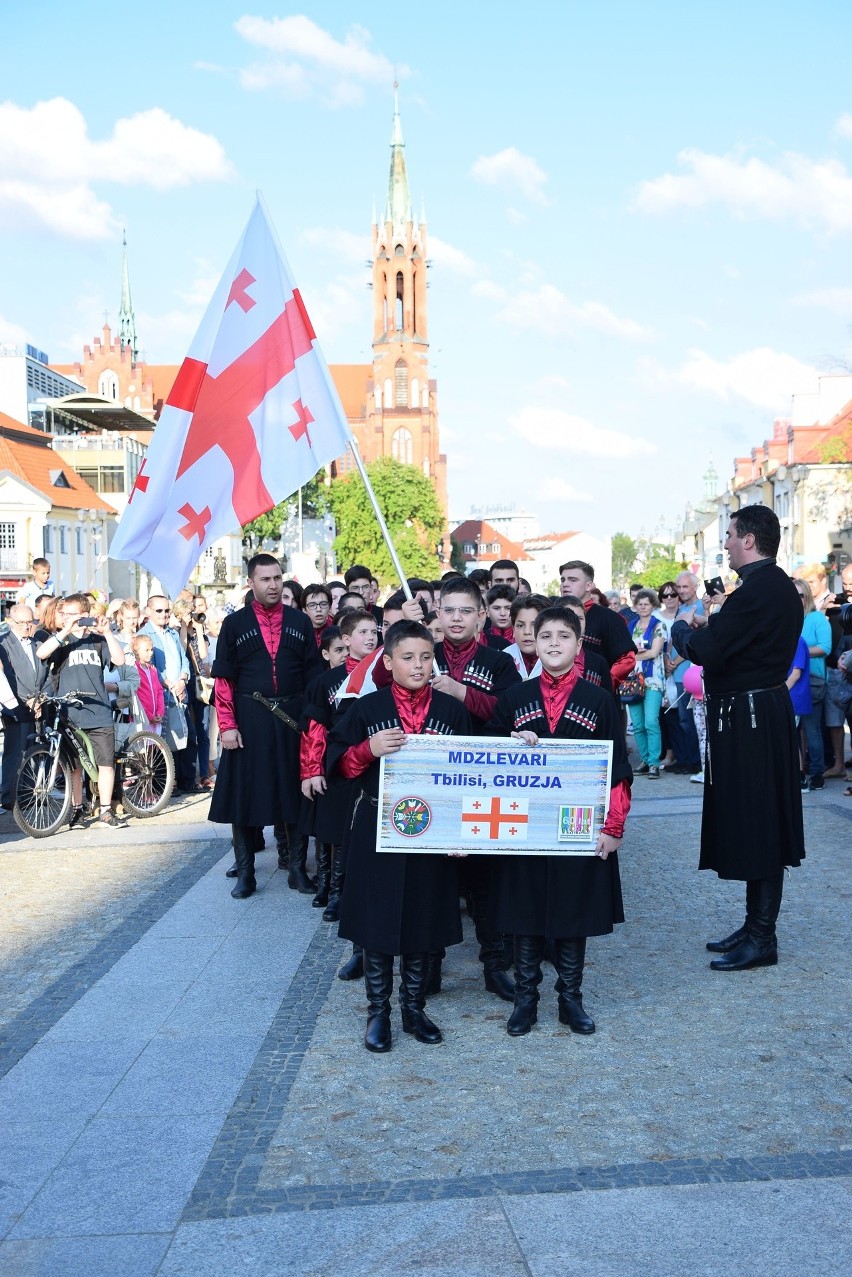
[655,581,681,766]
[793,578,832,791]
[627,588,666,778]
[115,599,142,652]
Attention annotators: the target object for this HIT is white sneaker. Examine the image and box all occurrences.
[690,771,704,784]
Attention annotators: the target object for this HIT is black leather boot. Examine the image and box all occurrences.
[425,949,444,996]
[230,825,256,899]
[312,842,331,907]
[706,881,756,952]
[363,950,393,1053]
[710,873,783,971]
[338,944,364,981]
[275,823,315,893]
[322,844,345,921]
[399,952,443,1044]
[226,826,263,876]
[555,937,595,1034]
[507,935,544,1036]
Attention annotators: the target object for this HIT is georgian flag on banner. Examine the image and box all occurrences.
[109,196,353,595]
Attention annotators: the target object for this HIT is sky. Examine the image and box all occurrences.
[2,0,852,542]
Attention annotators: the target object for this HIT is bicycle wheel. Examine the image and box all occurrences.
[14,746,73,837]
[119,732,175,817]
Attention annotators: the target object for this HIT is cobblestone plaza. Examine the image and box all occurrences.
[0,780,849,1275]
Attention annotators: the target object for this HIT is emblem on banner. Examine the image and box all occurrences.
[558,805,595,843]
[391,797,433,838]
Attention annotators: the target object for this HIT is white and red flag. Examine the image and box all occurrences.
[460,795,529,842]
[109,196,353,595]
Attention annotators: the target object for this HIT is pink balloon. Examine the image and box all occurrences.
[683,663,704,699]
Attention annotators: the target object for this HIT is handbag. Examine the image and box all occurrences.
[618,671,646,705]
[195,675,215,705]
[163,702,188,751]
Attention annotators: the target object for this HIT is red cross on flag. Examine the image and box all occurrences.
[461,795,529,842]
[109,196,354,595]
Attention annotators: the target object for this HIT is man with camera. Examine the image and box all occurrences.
[0,605,48,810]
[672,507,805,971]
[35,595,130,830]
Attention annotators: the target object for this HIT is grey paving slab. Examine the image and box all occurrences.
[158,1199,528,1277]
[0,1232,170,1277]
[503,1177,852,1277]
[99,1031,267,1119]
[0,1035,146,1119]
[0,1118,87,1238]
[9,1114,224,1238]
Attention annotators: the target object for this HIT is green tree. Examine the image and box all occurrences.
[611,532,638,589]
[449,537,467,575]
[241,477,330,563]
[327,457,445,585]
[637,551,685,589]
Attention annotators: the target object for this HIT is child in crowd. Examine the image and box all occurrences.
[131,633,165,733]
[503,593,549,678]
[327,620,471,1053]
[560,595,613,693]
[490,606,632,1037]
[484,584,516,649]
[425,610,443,644]
[302,583,334,652]
[432,575,523,1002]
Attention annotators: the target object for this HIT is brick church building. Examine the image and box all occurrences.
[53,91,447,518]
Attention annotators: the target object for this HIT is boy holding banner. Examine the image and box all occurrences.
[490,606,632,1038]
[327,620,471,1054]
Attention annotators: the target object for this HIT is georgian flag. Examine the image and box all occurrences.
[109,196,353,595]
[335,648,384,705]
[461,795,529,842]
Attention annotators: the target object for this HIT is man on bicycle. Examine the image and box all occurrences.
[35,595,130,830]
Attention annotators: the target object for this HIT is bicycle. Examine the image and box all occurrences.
[13,693,175,837]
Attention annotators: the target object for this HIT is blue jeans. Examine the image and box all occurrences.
[802,677,825,779]
[629,689,663,767]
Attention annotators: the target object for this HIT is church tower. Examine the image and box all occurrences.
[117,231,139,366]
[359,88,447,515]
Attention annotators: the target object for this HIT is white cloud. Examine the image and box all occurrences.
[299,226,369,264]
[635,145,852,232]
[0,97,233,239]
[643,346,820,410]
[234,15,405,105]
[497,283,653,342]
[510,406,657,459]
[835,113,852,139]
[794,287,852,315]
[471,147,549,205]
[506,206,529,225]
[0,313,32,348]
[471,280,507,302]
[539,478,593,503]
[428,235,476,276]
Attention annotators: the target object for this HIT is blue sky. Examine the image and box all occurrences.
[3,1,852,540]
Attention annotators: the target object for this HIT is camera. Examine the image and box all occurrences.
[78,616,97,628]
[192,612,206,623]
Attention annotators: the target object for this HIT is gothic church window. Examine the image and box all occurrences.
[394,360,408,406]
[396,272,404,329]
[384,379,393,408]
[98,370,119,400]
[392,428,413,464]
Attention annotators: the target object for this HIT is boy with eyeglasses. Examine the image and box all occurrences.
[302,583,333,653]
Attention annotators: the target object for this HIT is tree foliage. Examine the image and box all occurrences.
[636,550,685,589]
[327,457,445,585]
[449,537,467,575]
[611,532,638,588]
[241,477,330,557]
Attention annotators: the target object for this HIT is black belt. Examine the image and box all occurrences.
[243,692,300,732]
[705,685,784,700]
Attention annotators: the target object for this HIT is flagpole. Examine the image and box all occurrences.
[346,437,415,604]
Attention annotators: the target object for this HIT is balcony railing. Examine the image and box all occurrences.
[0,551,28,572]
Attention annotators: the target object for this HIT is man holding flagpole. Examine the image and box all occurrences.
[210,552,315,898]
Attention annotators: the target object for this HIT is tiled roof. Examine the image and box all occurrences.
[0,413,115,513]
[330,364,371,419]
[451,519,533,563]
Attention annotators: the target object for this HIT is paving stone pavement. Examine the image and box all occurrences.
[0,769,850,1276]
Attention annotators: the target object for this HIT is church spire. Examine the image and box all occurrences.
[387,82,412,228]
[118,230,138,365]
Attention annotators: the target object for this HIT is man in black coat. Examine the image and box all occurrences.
[0,605,47,809]
[672,505,804,971]
[210,554,316,899]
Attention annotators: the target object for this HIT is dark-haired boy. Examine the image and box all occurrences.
[490,606,632,1036]
[432,575,523,1001]
[559,560,635,684]
[561,594,613,694]
[328,621,471,1052]
[484,584,516,649]
[302,583,333,652]
[344,564,383,626]
[490,559,520,591]
[503,593,549,678]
